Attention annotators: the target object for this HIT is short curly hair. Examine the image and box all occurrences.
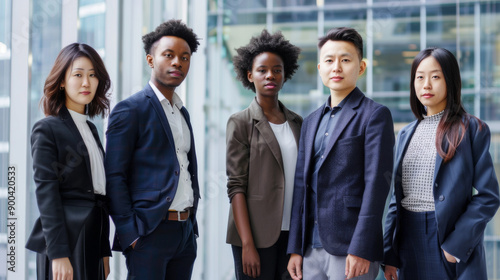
[233,29,301,92]
[142,19,200,55]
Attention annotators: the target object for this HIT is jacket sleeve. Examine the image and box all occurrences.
[287,120,307,256]
[348,105,395,261]
[440,122,500,262]
[226,115,250,201]
[105,101,139,250]
[31,120,71,260]
[383,129,404,268]
[383,189,399,267]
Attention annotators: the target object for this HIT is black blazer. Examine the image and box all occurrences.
[26,106,110,260]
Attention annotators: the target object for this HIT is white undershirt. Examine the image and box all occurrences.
[68,109,106,195]
[149,81,194,211]
[269,121,297,231]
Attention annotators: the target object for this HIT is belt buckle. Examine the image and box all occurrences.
[178,209,190,221]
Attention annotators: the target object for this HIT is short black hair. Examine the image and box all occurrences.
[142,19,200,55]
[233,29,301,92]
[318,27,363,61]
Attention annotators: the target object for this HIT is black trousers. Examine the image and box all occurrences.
[232,231,291,280]
[37,197,110,280]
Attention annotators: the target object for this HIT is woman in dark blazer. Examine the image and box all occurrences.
[383,47,499,280]
[226,30,302,279]
[26,43,111,280]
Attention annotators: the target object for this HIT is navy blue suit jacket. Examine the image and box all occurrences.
[105,84,200,251]
[287,87,394,262]
[384,116,499,278]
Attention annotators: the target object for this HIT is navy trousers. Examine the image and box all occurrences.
[232,231,291,280]
[125,218,197,280]
[398,209,456,280]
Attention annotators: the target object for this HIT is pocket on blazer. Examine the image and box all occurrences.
[132,190,160,208]
[343,195,362,208]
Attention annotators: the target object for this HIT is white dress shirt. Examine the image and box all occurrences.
[68,109,106,195]
[149,81,194,211]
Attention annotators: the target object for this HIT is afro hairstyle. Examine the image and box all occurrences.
[233,29,301,92]
[142,19,200,55]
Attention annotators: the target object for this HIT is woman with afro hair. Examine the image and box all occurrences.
[226,29,302,279]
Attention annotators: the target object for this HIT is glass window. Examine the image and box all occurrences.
[372,6,419,123]
[27,0,62,277]
[275,0,316,7]
[480,2,500,121]
[273,11,319,115]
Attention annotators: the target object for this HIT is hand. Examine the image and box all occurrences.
[384,265,398,280]
[345,254,370,279]
[103,256,110,279]
[52,257,73,280]
[443,249,457,263]
[288,254,303,280]
[242,244,260,278]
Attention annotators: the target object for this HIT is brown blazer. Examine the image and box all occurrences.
[226,98,302,248]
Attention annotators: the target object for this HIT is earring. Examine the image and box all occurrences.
[60,86,64,91]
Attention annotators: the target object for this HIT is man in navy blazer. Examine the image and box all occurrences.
[105,20,200,279]
[287,27,394,280]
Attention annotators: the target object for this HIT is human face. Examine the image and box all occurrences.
[147,36,191,94]
[414,56,447,116]
[61,56,98,114]
[318,40,366,97]
[247,52,284,99]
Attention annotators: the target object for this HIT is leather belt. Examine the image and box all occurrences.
[165,208,191,221]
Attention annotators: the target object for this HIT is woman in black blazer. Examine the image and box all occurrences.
[26,43,111,280]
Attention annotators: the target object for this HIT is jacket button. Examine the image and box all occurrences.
[435,183,439,188]
[439,195,445,201]
[175,171,179,175]
[166,197,172,202]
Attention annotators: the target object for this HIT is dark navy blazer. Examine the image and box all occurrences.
[287,87,395,262]
[105,84,200,251]
[26,106,110,260]
[383,116,499,279]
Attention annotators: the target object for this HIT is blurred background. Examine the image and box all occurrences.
[0,0,499,279]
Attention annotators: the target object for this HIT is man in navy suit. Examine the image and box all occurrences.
[287,27,394,280]
[105,20,200,279]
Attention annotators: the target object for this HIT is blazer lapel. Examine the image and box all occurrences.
[144,85,176,151]
[87,121,104,155]
[320,88,364,163]
[250,99,284,172]
[433,136,449,181]
[303,106,323,179]
[395,121,418,170]
[59,107,93,186]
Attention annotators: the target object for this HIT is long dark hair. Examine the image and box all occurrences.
[410,47,476,163]
[41,43,111,118]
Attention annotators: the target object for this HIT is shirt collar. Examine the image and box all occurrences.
[67,108,88,123]
[149,80,184,110]
[322,93,351,114]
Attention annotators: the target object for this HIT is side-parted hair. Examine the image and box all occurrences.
[410,47,480,162]
[233,29,301,92]
[41,43,111,118]
[318,27,363,61]
[142,19,200,55]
